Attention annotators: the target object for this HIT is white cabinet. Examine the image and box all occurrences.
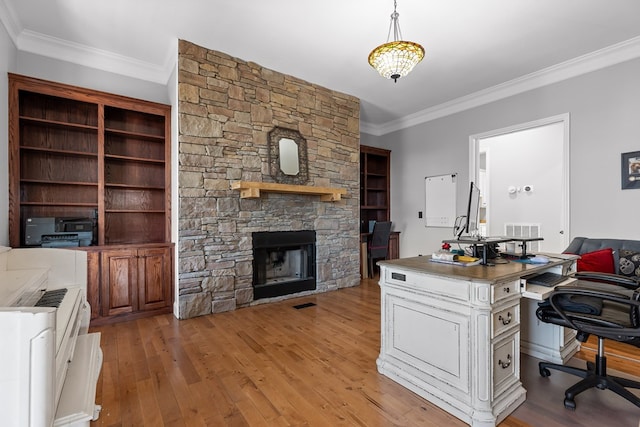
[520,298,579,363]
[380,288,471,398]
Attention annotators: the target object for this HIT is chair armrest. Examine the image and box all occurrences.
[552,283,635,303]
[571,271,640,289]
[548,284,640,336]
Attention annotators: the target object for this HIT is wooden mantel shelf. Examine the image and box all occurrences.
[231,181,346,201]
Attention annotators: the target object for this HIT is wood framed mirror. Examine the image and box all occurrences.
[268,127,309,185]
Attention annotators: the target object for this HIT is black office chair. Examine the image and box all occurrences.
[536,271,640,410]
[368,221,392,278]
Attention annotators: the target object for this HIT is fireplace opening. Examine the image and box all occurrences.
[252,230,316,300]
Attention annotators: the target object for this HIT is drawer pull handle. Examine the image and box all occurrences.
[498,354,512,369]
[391,272,406,281]
[503,287,510,293]
[498,312,512,325]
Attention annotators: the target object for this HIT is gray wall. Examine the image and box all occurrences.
[16,52,170,105]
[374,58,640,257]
[0,21,16,245]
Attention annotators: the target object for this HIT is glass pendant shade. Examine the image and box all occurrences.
[368,1,424,82]
[368,40,424,82]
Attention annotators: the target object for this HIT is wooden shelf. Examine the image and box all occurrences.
[105,128,166,141]
[19,115,99,131]
[20,146,98,157]
[360,145,391,232]
[105,154,165,164]
[231,181,346,202]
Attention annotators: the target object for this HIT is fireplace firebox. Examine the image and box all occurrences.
[252,230,316,300]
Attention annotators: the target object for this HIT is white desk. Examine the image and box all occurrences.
[377,254,578,427]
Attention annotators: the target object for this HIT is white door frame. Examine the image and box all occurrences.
[468,113,571,249]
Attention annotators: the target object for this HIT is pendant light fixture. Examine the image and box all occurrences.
[368,0,425,82]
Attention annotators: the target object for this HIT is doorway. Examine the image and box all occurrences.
[469,114,570,253]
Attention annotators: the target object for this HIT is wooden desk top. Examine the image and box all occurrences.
[378,253,578,284]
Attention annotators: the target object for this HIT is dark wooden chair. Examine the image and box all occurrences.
[368,221,392,277]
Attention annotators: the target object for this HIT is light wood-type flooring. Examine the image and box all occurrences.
[90,278,640,426]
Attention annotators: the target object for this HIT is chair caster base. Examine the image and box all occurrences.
[564,397,576,410]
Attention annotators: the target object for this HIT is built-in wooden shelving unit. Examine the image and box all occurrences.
[8,73,173,325]
[360,145,391,232]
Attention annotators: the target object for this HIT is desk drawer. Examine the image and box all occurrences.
[491,302,520,338]
[493,280,519,303]
[493,332,519,397]
[385,269,470,302]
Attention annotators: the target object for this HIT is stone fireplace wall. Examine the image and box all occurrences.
[177,40,361,319]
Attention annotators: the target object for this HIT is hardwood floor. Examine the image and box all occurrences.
[577,335,640,376]
[90,278,640,426]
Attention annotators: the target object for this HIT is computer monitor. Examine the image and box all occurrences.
[457,181,481,238]
[466,181,481,235]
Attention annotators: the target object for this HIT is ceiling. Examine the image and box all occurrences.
[2,0,640,135]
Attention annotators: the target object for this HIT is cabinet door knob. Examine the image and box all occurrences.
[498,354,512,369]
[498,312,512,325]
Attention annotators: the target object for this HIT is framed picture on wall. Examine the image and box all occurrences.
[621,151,640,189]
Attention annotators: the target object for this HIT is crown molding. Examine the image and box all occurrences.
[359,120,378,136]
[363,36,640,136]
[0,0,21,41]
[2,1,639,131]
[16,30,175,84]
[0,0,176,81]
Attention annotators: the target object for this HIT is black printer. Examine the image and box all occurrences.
[24,217,94,247]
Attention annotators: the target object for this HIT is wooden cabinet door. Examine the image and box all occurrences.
[86,251,101,320]
[101,249,139,316]
[138,247,173,311]
[388,232,400,260]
